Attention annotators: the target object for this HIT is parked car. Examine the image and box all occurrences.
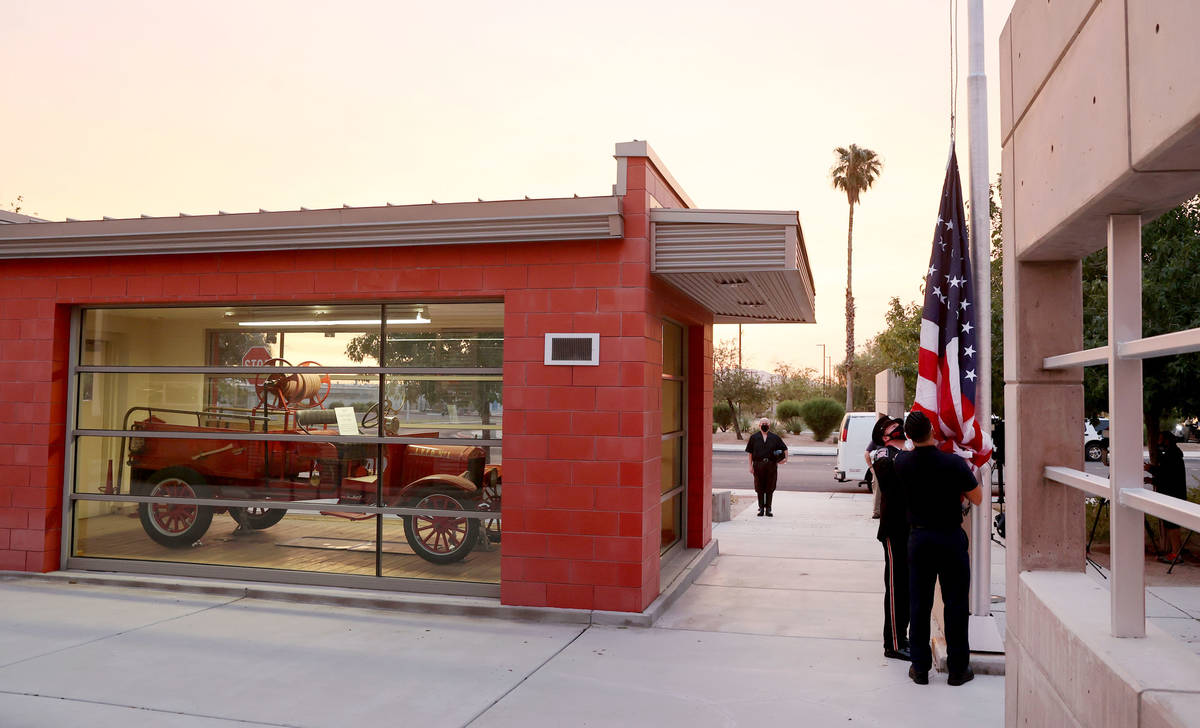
[1085,418,1109,462]
[834,412,879,490]
[1173,418,1200,443]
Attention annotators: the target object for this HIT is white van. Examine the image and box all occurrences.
[834,412,880,488]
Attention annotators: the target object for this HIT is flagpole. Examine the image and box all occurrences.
[966,0,993,620]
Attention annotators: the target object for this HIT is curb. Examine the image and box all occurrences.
[0,542,719,629]
[713,444,836,456]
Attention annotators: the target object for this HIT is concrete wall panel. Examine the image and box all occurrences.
[1142,691,1200,728]
[1011,0,1129,260]
[1000,18,1014,140]
[1007,0,1099,124]
[1009,637,1086,728]
[1127,0,1200,170]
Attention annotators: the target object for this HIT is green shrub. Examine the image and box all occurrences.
[800,397,844,442]
[713,401,734,432]
[776,399,803,421]
[782,417,805,435]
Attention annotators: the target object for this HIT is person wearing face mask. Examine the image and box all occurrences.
[746,417,788,517]
[868,416,911,661]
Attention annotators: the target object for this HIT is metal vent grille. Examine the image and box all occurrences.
[544,333,599,366]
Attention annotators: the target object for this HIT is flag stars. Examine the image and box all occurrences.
[961,321,974,334]
[949,276,963,288]
[945,220,955,231]
[960,299,971,311]
[965,369,977,382]
[928,265,937,278]
[964,345,975,357]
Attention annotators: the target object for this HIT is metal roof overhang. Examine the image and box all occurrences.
[650,208,815,324]
[0,196,623,259]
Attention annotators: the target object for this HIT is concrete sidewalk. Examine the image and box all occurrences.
[0,492,1003,727]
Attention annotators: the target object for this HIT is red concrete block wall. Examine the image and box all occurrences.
[0,153,714,613]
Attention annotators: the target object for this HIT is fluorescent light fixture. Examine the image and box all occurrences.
[238,313,430,327]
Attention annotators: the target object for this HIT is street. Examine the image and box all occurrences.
[712,450,1200,494]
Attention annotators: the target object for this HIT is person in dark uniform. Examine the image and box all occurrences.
[868,416,910,661]
[746,417,787,517]
[894,411,981,686]
[1147,431,1188,562]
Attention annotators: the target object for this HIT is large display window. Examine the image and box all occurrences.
[67,302,503,593]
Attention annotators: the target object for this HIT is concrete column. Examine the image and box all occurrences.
[1003,246,1087,721]
[873,369,905,417]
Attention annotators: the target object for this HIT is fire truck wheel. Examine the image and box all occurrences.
[229,507,287,530]
[402,492,480,565]
[138,467,214,548]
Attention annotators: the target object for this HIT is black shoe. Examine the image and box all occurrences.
[884,647,911,661]
[766,510,773,517]
[757,508,764,517]
[908,666,928,685]
[947,667,975,686]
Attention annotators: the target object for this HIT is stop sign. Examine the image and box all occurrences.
[241,346,273,367]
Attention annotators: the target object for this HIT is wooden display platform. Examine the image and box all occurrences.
[72,509,500,584]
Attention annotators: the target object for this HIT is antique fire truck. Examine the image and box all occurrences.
[116,360,500,564]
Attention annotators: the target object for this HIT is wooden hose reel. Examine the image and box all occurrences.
[253,358,332,412]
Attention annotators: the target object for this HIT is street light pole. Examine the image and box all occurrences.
[817,343,826,389]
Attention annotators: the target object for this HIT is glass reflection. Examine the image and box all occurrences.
[661,494,682,553]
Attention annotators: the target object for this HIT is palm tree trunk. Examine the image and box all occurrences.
[845,203,856,412]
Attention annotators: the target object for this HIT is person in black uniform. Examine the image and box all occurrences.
[894,411,981,686]
[868,416,910,661]
[1147,431,1188,561]
[746,417,787,517]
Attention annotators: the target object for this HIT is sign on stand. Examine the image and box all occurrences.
[241,346,272,368]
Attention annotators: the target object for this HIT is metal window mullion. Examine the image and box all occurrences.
[660,485,684,502]
[72,429,500,447]
[76,365,502,375]
[1107,214,1146,638]
[69,493,500,519]
[61,307,83,569]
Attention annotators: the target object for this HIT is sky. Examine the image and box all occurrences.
[2,0,1017,376]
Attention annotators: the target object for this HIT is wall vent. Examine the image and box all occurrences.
[544,333,599,366]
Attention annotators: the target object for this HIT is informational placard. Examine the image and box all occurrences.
[334,406,359,436]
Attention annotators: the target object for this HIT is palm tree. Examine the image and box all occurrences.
[830,144,882,412]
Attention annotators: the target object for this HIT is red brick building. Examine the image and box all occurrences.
[0,141,813,612]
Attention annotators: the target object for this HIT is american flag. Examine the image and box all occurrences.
[913,149,993,467]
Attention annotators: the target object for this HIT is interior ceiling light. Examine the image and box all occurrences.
[239,313,431,327]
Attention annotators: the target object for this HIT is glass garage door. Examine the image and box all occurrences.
[66,302,503,596]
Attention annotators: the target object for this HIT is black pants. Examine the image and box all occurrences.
[908,527,970,673]
[753,461,777,510]
[881,533,910,652]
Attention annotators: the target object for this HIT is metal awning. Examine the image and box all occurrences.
[650,208,815,323]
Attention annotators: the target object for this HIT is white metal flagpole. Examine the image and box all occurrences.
[966,0,993,621]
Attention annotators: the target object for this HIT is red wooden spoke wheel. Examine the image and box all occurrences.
[137,467,214,548]
[402,492,479,564]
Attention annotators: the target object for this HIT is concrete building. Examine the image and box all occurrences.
[1000,2,1200,726]
[0,141,814,613]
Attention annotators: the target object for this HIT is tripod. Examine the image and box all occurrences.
[1085,499,1165,579]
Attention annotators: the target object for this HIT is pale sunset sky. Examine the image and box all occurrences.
[2,0,1017,376]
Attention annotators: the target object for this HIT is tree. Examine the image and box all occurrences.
[713,341,770,440]
[772,363,833,403]
[831,144,883,413]
[344,329,503,437]
[1081,196,1200,462]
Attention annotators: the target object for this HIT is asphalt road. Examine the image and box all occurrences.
[712,450,1200,494]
